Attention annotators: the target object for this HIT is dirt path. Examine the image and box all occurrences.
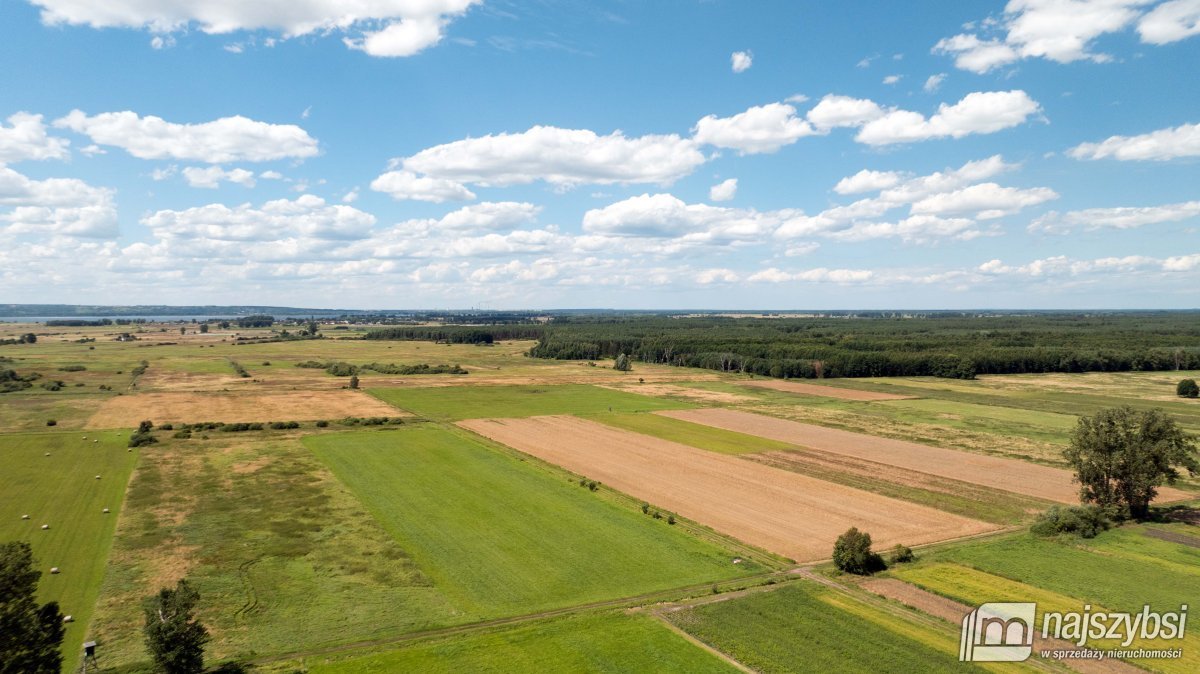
[459,416,996,562]
[658,408,1194,505]
[743,379,915,401]
[859,578,1142,674]
[1144,527,1200,548]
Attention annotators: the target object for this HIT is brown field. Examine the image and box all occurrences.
[742,379,914,401]
[458,415,996,562]
[658,408,1195,504]
[597,383,754,404]
[85,390,403,428]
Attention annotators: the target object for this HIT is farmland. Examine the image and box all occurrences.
[0,314,1198,672]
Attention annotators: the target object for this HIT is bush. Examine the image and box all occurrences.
[587,481,599,491]
[129,432,158,448]
[832,527,886,575]
[46,419,56,427]
[641,502,649,514]
[58,365,87,372]
[325,362,358,377]
[667,514,676,525]
[173,430,192,439]
[39,380,64,391]
[1030,505,1111,538]
[315,420,329,428]
[138,420,154,434]
[1178,379,1199,398]
[160,423,174,431]
[888,544,915,565]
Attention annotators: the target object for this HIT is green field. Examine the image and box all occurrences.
[666,583,987,673]
[306,612,737,673]
[369,384,695,421]
[591,412,796,455]
[306,426,754,617]
[0,430,139,672]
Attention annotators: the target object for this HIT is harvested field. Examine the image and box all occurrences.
[85,390,402,427]
[659,408,1194,504]
[458,416,995,561]
[598,383,753,404]
[859,579,1141,674]
[742,379,914,401]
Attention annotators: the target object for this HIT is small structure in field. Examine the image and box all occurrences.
[50,567,60,574]
[21,514,29,520]
[95,475,101,479]
[41,524,49,530]
[102,508,110,513]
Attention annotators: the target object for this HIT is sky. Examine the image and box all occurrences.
[1,0,1198,310]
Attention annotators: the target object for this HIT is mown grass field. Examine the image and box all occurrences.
[0,430,139,672]
[370,384,695,421]
[303,612,738,673]
[590,412,795,455]
[306,426,754,617]
[666,582,997,673]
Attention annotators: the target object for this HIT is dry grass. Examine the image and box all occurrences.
[85,390,403,427]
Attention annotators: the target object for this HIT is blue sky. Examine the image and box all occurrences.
[1,0,1198,309]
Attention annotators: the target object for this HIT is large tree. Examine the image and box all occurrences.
[1065,406,1198,519]
[143,579,209,674]
[0,542,65,674]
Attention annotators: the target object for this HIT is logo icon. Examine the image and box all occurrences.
[960,602,1036,662]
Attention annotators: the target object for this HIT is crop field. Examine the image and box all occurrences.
[85,390,403,427]
[0,431,139,672]
[459,416,995,560]
[370,383,694,421]
[306,426,754,617]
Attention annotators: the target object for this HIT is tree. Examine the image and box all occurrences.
[832,527,885,575]
[306,320,319,336]
[19,333,36,344]
[349,374,360,389]
[143,579,209,674]
[180,326,186,336]
[1178,379,1199,399]
[0,541,65,674]
[613,353,631,372]
[1065,406,1198,519]
[198,323,209,334]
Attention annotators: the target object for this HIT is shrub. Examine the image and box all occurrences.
[888,544,915,565]
[667,514,676,525]
[138,420,154,434]
[641,502,649,514]
[1178,379,1199,398]
[46,419,56,427]
[315,420,329,428]
[58,365,86,372]
[40,380,64,391]
[295,360,328,369]
[262,361,271,366]
[160,423,174,431]
[129,432,157,448]
[349,374,360,389]
[325,362,358,377]
[832,527,886,575]
[1030,505,1111,538]
[173,430,192,439]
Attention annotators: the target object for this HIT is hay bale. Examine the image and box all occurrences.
[63,615,73,623]
[41,524,49,530]
[95,475,101,480]
[49,567,59,574]
[102,508,110,513]
[44,452,50,457]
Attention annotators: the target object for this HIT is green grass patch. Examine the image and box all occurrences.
[308,611,737,673]
[306,426,752,617]
[369,384,694,421]
[0,430,139,672]
[590,412,794,455]
[667,583,981,673]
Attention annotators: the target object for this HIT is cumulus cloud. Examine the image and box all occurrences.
[731,50,753,72]
[395,126,705,188]
[143,194,376,243]
[748,267,874,284]
[582,193,780,242]
[1068,121,1200,161]
[855,90,1042,145]
[882,74,901,85]
[0,113,70,164]
[1029,200,1200,233]
[833,169,903,195]
[435,201,541,232]
[29,0,479,57]
[370,170,476,203]
[909,182,1058,218]
[54,110,319,163]
[694,103,815,154]
[978,252,1200,277]
[923,73,947,93]
[181,166,256,189]
[0,165,117,237]
[709,178,738,201]
[936,1,1199,73]
[806,95,885,131]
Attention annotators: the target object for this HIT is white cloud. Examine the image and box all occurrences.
[909,182,1058,218]
[342,187,360,203]
[935,1,1199,73]
[0,113,70,164]
[731,50,753,73]
[436,201,540,231]
[882,74,901,85]
[855,90,1041,145]
[582,193,780,243]
[694,103,815,154]
[55,110,319,163]
[806,95,885,131]
[978,251,1200,277]
[1030,200,1200,233]
[260,170,284,180]
[370,170,476,203]
[1138,0,1200,44]
[1068,121,1200,161]
[0,165,117,237]
[143,194,376,243]
[784,93,810,104]
[748,267,874,284]
[709,178,738,201]
[396,126,704,188]
[695,268,740,284]
[923,73,946,93]
[827,215,983,243]
[181,166,256,189]
[833,169,903,195]
[30,0,480,57]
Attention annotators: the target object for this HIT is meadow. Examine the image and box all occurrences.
[369,383,694,421]
[0,431,139,672]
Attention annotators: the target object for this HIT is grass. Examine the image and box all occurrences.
[305,426,754,618]
[304,612,738,673]
[666,583,984,673]
[89,433,462,668]
[0,430,139,672]
[589,412,795,455]
[369,384,695,421]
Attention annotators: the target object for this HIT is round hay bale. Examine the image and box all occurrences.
[63,615,73,623]
[50,567,59,574]
[21,514,30,520]
[44,452,50,457]
[95,475,101,479]
[102,508,110,513]
[41,524,49,530]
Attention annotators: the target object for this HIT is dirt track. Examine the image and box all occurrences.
[743,380,914,401]
[459,416,995,562]
[86,390,403,428]
[658,408,1192,504]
